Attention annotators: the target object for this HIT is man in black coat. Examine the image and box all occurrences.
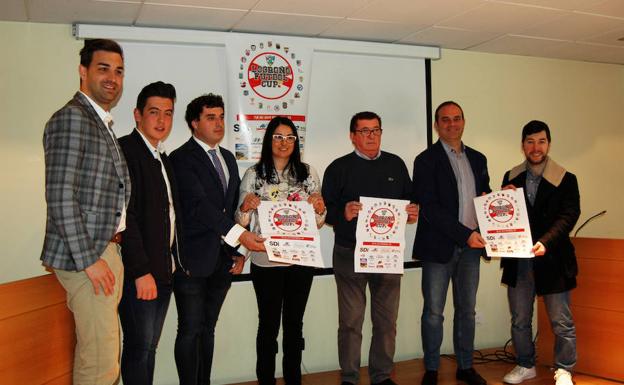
[500,120,580,385]
[118,81,182,385]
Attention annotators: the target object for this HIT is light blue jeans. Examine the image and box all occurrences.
[508,259,576,371]
[421,246,481,370]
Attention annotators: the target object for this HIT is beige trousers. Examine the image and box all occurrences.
[55,243,124,385]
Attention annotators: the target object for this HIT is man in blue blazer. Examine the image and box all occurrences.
[412,101,491,385]
[170,94,265,385]
[41,39,130,385]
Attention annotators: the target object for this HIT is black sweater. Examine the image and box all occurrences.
[322,151,412,248]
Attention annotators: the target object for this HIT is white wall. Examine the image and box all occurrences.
[2,21,623,385]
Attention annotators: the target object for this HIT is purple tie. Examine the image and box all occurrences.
[208,149,227,195]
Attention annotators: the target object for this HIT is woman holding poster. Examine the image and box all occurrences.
[235,116,326,385]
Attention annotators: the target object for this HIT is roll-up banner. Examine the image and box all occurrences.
[226,35,313,161]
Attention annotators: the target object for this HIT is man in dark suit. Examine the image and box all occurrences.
[412,101,491,385]
[170,93,265,385]
[118,81,181,385]
[500,121,579,385]
[40,39,130,385]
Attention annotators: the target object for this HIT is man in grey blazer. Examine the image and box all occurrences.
[40,38,130,385]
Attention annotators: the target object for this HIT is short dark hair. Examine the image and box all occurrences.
[350,111,382,133]
[434,101,464,122]
[522,120,551,143]
[255,116,308,184]
[79,39,124,67]
[135,81,176,112]
[185,93,225,132]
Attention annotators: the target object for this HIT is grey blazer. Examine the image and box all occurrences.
[41,92,131,271]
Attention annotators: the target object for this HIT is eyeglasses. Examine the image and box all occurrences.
[355,128,383,136]
[272,134,297,143]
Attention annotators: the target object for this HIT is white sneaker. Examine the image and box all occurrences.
[554,368,573,385]
[503,365,537,384]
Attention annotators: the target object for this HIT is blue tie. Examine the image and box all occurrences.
[208,149,227,195]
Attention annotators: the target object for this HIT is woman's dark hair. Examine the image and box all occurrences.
[255,116,308,184]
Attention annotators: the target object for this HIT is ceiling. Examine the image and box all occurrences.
[3,0,624,65]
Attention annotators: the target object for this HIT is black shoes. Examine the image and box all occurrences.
[341,378,397,385]
[371,379,398,385]
[456,367,487,385]
[342,368,485,385]
[421,370,438,385]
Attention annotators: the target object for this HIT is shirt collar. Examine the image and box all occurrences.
[354,148,381,160]
[440,140,465,155]
[193,136,220,153]
[136,128,165,159]
[80,91,113,128]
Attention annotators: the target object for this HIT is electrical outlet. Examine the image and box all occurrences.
[475,311,484,325]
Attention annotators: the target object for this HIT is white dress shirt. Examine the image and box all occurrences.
[80,91,127,234]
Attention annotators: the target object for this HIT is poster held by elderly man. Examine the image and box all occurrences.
[226,35,313,161]
[473,188,533,258]
[354,197,409,274]
[257,201,324,267]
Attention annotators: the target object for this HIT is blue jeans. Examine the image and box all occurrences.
[118,277,172,385]
[173,259,232,385]
[421,246,481,370]
[508,259,576,371]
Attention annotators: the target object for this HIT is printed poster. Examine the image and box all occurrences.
[354,197,409,274]
[257,201,324,267]
[474,188,533,258]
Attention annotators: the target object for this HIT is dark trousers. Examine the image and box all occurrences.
[333,244,401,385]
[173,257,232,385]
[251,263,315,385]
[118,277,173,385]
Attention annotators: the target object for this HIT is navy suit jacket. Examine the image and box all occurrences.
[412,140,491,263]
[170,138,241,277]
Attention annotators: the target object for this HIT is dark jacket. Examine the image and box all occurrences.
[500,159,580,295]
[170,138,242,277]
[412,140,491,263]
[119,129,184,283]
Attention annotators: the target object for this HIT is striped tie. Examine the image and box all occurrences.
[208,149,227,195]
